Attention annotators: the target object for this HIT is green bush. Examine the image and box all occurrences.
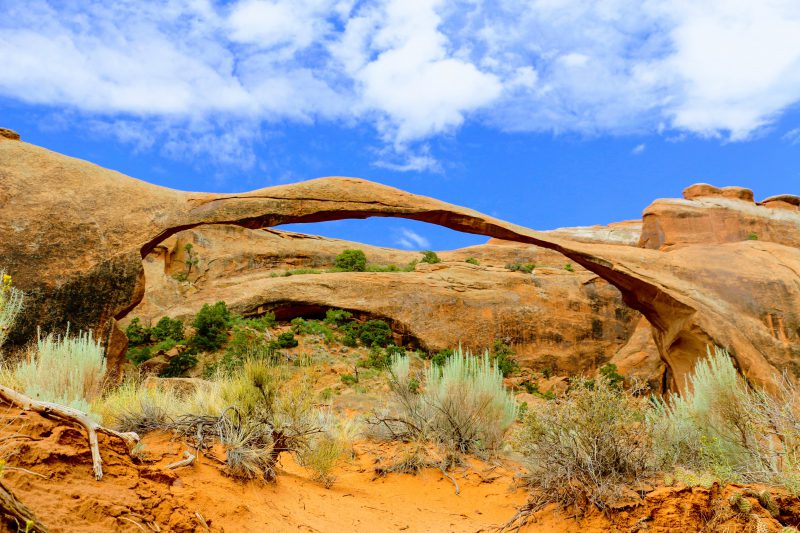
[160,351,199,377]
[126,346,152,365]
[431,348,453,367]
[334,249,367,272]
[291,318,335,343]
[491,340,519,377]
[357,319,393,347]
[125,317,151,346]
[747,231,759,240]
[191,301,232,352]
[361,344,403,369]
[273,331,299,349]
[564,262,574,272]
[599,363,624,389]
[151,316,184,342]
[235,313,276,331]
[154,338,178,353]
[324,309,353,326]
[465,257,479,265]
[365,264,400,272]
[340,373,357,386]
[420,250,441,264]
[506,263,535,273]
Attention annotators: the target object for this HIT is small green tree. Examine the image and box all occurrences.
[150,316,184,342]
[334,249,367,272]
[190,301,231,352]
[184,243,199,274]
[465,257,479,265]
[420,250,441,264]
[125,318,151,346]
[357,319,393,347]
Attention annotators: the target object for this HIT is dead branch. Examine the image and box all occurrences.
[439,465,460,495]
[0,384,139,480]
[166,451,196,470]
[0,479,49,533]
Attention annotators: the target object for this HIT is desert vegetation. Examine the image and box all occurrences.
[4,262,800,532]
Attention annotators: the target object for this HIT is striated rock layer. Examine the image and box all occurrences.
[130,225,642,376]
[1,132,798,391]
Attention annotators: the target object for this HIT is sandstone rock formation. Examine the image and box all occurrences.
[130,226,640,375]
[1,133,798,391]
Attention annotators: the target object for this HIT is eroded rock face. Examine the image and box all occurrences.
[130,226,641,375]
[1,135,797,391]
[640,184,800,249]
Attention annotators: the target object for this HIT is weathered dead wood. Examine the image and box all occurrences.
[166,451,195,470]
[0,479,49,533]
[0,384,139,480]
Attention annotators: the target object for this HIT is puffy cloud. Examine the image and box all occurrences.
[3,0,800,169]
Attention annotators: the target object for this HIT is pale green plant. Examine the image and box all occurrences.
[0,270,23,349]
[380,347,517,455]
[650,346,800,491]
[14,330,105,416]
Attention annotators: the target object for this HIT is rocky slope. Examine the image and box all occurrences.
[1,130,798,391]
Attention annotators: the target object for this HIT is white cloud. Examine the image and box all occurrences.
[783,128,800,145]
[632,143,646,155]
[395,228,431,249]
[3,0,800,169]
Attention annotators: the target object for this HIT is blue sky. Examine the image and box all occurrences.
[1,1,799,251]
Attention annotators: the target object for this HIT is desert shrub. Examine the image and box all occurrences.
[365,264,401,272]
[564,262,574,272]
[465,257,479,265]
[334,249,367,272]
[282,268,323,276]
[379,348,517,455]
[222,327,276,369]
[599,362,624,389]
[125,317,150,346]
[516,375,654,510]
[506,263,535,273]
[491,339,518,377]
[357,319,393,347]
[14,330,106,415]
[324,309,352,326]
[291,318,335,343]
[0,272,23,349]
[361,344,403,369]
[340,373,357,386]
[191,301,232,352]
[239,313,276,331]
[402,259,419,272]
[420,250,441,264]
[649,347,800,490]
[430,348,453,367]
[159,351,198,377]
[127,346,153,365]
[747,231,759,240]
[273,331,298,349]
[154,338,178,353]
[150,316,184,342]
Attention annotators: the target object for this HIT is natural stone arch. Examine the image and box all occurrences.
[2,135,798,391]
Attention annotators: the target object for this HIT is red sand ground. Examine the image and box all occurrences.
[3,406,800,532]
